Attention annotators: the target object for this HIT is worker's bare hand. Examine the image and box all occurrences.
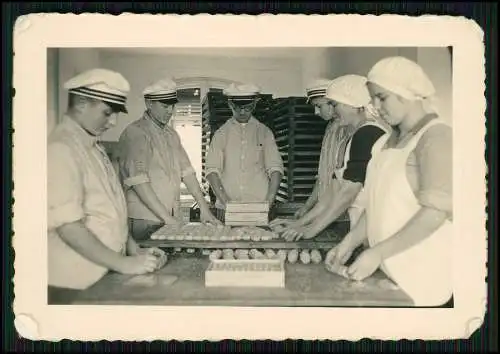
[269,218,293,229]
[347,248,382,281]
[324,240,354,273]
[138,247,169,270]
[119,254,159,275]
[281,225,304,242]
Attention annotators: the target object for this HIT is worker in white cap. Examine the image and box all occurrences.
[275,74,387,242]
[117,78,220,241]
[292,78,350,221]
[205,83,284,212]
[325,57,453,307]
[47,69,167,304]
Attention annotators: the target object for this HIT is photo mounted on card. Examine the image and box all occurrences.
[12,13,486,341]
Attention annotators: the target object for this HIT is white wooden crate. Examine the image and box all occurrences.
[225,202,270,213]
[205,259,285,288]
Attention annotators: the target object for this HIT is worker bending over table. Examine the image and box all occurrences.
[325,56,454,307]
[117,78,220,241]
[271,74,387,240]
[47,69,168,304]
[205,83,284,212]
[293,78,347,221]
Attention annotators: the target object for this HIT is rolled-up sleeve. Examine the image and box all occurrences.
[263,129,284,176]
[117,126,152,187]
[415,124,453,217]
[205,129,226,178]
[47,143,85,230]
[172,131,196,178]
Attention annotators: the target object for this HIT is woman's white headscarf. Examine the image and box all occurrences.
[325,74,380,120]
[367,56,439,114]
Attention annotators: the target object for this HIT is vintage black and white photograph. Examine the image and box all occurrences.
[13,14,486,341]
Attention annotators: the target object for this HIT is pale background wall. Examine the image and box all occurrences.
[47,46,453,139]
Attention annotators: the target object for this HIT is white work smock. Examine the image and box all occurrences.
[205,117,284,208]
[118,112,196,222]
[47,116,128,290]
[316,119,341,196]
[364,119,453,306]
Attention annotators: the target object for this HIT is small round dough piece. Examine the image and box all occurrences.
[209,249,222,260]
[310,249,322,264]
[276,249,288,261]
[299,250,311,264]
[287,249,299,264]
[249,249,265,259]
[264,249,276,259]
[222,249,235,259]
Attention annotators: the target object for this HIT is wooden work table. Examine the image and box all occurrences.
[72,255,414,307]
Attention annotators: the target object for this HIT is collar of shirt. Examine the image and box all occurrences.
[144,110,170,131]
[387,113,439,147]
[229,116,258,129]
[61,115,99,147]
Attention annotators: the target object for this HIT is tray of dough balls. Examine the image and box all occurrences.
[204,248,323,288]
[143,222,339,249]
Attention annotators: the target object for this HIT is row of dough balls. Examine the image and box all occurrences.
[208,248,323,264]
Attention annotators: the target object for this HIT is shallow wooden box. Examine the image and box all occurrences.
[205,259,285,288]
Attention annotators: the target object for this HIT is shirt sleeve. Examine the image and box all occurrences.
[342,125,386,184]
[117,125,153,187]
[205,128,226,178]
[47,142,85,230]
[171,130,196,179]
[414,124,453,216]
[263,128,284,176]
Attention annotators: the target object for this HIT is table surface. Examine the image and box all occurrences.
[73,255,414,307]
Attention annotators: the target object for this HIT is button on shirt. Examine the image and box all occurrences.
[117,112,195,221]
[47,116,128,290]
[205,117,284,206]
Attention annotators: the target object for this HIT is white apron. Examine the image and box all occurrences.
[333,121,386,229]
[364,119,453,306]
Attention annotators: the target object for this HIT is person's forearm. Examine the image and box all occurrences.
[307,183,362,237]
[57,221,126,272]
[126,236,140,255]
[372,206,448,260]
[206,172,230,204]
[298,181,335,225]
[302,180,320,210]
[132,183,175,223]
[344,211,368,248]
[183,173,212,211]
[265,171,282,203]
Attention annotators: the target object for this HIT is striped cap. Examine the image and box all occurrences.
[224,83,260,103]
[143,78,178,103]
[306,78,332,102]
[64,68,130,113]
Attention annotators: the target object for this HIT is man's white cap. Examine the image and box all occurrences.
[306,78,331,103]
[223,83,260,103]
[64,68,130,113]
[143,78,178,103]
[325,74,372,108]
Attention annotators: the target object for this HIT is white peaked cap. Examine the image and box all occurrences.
[224,83,260,102]
[306,78,332,102]
[143,78,178,102]
[64,68,130,113]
